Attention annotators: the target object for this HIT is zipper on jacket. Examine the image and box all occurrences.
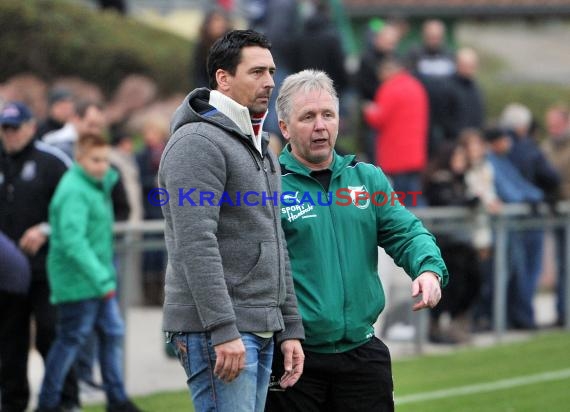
[238,134,282,303]
[320,182,348,344]
[257,150,283,304]
[288,172,348,341]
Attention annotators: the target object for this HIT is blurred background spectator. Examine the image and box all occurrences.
[363,57,428,206]
[500,103,560,327]
[407,19,457,156]
[356,23,401,103]
[423,142,481,343]
[485,127,544,330]
[136,115,168,305]
[460,128,502,330]
[0,101,79,412]
[355,23,401,162]
[110,129,143,224]
[246,0,300,150]
[35,87,75,140]
[291,1,348,96]
[42,100,106,158]
[541,104,570,326]
[191,8,232,89]
[451,48,485,133]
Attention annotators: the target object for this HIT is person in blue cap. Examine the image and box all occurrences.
[0,101,79,412]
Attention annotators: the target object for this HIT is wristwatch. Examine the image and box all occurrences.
[434,273,443,287]
[38,222,51,236]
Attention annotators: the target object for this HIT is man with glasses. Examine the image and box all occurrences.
[0,102,79,412]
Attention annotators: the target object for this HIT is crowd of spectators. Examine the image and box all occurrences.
[0,7,568,393]
[215,1,569,342]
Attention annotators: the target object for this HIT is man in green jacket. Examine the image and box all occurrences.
[265,70,448,412]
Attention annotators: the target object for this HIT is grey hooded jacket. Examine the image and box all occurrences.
[159,88,304,346]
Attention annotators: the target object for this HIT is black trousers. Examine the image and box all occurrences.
[432,240,481,319]
[265,337,394,412]
[0,279,79,412]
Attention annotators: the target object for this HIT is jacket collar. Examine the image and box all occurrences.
[0,138,35,160]
[185,89,270,158]
[209,90,267,154]
[71,163,118,193]
[279,144,355,179]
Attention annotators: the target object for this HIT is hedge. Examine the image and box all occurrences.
[0,0,192,95]
[473,46,570,127]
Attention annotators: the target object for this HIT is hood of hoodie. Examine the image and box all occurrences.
[170,88,270,156]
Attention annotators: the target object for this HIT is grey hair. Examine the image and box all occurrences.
[500,103,532,130]
[276,70,339,123]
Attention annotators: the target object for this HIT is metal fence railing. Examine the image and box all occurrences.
[412,201,570,351]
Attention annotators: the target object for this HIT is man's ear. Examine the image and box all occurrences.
[279,119,290,141]
[216,69,231,93]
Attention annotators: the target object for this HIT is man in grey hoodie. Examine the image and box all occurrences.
[159,30,305,412]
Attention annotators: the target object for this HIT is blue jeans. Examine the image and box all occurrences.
[169,332,274,412]
[38,297,127,408]
[507,230,544,328]
[76,331,98,384]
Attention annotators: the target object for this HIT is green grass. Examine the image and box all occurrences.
[404,378,570,412]
[395,331,570,411]
[84,332,570,411]
[84,390,194,412]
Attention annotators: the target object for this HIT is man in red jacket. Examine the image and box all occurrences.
[364,57,429,206]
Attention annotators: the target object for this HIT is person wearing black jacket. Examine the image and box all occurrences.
[0,102,79,412]
[291,2,348,95]
[450,48,485,133]
[423,143,481,343]
[35,88,75,141]
[356,24,400,102]
[407,19,457,156]
[355,23,400,162]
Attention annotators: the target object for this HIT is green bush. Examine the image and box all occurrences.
[475,48,570,126]
[482,81,570,126]
[0,0,192,95]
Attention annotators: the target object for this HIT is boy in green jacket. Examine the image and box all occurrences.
[37,134,140,412]
[265,70,448,412]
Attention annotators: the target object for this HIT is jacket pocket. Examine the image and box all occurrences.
[220,239,279,306]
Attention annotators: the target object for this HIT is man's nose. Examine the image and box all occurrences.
[264,71,275,88]
[314,116,326,130]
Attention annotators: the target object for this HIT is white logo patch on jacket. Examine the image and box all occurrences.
[347,185,370,209]
[21,161,37,181]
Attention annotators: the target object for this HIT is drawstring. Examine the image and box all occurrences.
[260,132,276,173]
[267,153,276,174]
[239,137,276,174]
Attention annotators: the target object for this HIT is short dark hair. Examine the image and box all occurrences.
[206,29,271,90]
[484,127,509,142]
[75,100,103,119]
